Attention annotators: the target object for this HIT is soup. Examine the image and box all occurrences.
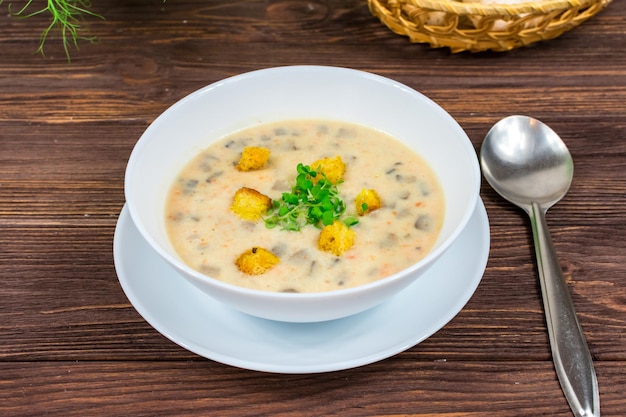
[165,120,444,292]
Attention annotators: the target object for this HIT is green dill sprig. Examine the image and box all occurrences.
[8,0,104,61]
[264,163,358,231]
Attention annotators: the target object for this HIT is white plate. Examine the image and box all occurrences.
[114,199,490,374]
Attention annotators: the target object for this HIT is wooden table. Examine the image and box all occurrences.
[1,1,625,415]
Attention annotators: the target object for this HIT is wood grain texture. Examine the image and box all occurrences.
[1,0,625,415]
[1,361,625,416]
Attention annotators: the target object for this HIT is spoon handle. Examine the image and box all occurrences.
[529,202,600,417]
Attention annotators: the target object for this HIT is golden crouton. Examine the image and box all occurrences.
[318,220,355,256]
[230,187,272,221]
[235,247,280,275]
[236,146,270,171]
[310,156,346,184]
[355,189,382,215]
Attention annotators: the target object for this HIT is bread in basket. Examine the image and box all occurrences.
[367,0,613,52]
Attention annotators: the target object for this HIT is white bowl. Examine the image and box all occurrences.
[125,65,480,323]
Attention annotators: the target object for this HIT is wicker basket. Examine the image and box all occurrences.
[367,0,612,52]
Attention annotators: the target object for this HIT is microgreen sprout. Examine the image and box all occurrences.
[264,163,358,231]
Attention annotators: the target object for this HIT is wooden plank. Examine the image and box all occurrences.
[0,361,624,416]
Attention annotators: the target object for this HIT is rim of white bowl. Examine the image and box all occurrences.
[125,65,481,301]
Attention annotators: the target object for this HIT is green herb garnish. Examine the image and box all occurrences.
[5,0,166,61]
[8,0,104,60]
[264,163,358,231]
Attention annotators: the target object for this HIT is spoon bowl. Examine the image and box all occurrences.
[481,115,573,211]
[480,115,599,417]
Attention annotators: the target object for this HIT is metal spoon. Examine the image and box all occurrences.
[480,115,599,417]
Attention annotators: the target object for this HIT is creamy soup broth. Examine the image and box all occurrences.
[166,120,445,292]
